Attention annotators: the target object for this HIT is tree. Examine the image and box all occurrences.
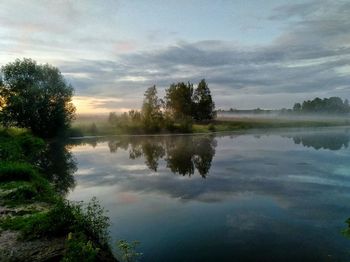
[165,82,194,120]
[193,79,215,121]
[293,103,301,112]
[141,85,163,132]
[296,96,350,114]
[0,58,76,137]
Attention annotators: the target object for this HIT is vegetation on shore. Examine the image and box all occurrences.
[0,59,119,261]
[0,128,117,261]
[70,115,350,137]
[106,79,215,134]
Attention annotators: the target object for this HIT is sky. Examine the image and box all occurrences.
[0,0,350,114]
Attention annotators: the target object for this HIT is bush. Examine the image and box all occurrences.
[117,240,142,262]
[16,133,45,162]
[62,232,100,262]
[178,116,193,133]
[1,197,110,245]
[208,123,216,132]
[0,129,44,162]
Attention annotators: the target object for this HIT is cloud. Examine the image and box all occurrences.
[1,0,350,111]
[70,129,350,221]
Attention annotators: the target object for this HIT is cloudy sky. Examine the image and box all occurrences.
[1,0,349,114]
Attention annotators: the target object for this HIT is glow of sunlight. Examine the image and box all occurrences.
[72,96,130,114]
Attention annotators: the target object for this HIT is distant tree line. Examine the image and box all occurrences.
[108,79,215,133]
[293,97,350,114]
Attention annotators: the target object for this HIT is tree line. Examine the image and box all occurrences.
[109,79,215,133]
[0,58,215,137]
[293,97,350,114]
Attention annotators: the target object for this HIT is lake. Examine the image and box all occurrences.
[67,127,350,262]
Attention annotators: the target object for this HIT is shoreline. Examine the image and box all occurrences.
[70,117,350,138]
[0,129,118,261]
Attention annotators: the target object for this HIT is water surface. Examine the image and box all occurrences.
[68,127,350,261]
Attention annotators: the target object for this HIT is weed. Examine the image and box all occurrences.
[117,240,142,262]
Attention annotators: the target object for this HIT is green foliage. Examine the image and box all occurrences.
[177,115,193,133]
[141,85,163,132]
[293,97,350,114]
[193,79,215,121]
[165,82,194,120]
[0,211,48,233]
[208,123,216,132]
[117,240,142,262]
[108,111,143,134]
[89,123,98,135]
[0,197,110,246]
[62,232,100,262]
[342,218,350,238]
[0,58,76,137]
[98,80,216,135]
[0,128,44,162]
[80,196,110,246]
[0,163,55,204]
[4,183,40,202]
[0,162,37,182]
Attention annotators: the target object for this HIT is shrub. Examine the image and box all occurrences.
[62,232,100,262]
[1,197,110,245]
[178,116,193,133]
[117,240,142,262]
[0,129,44,162]
[208,123,216,132]
[17,133,45,162]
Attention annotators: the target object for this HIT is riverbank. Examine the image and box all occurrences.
[70,115,350,137]
[0,128,117,261]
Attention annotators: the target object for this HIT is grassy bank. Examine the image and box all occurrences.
[70,115,350,137]
[0,128,117,261]
[193,118,350,133]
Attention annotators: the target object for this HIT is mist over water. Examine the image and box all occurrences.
[68,127,350,262]
[217,112,350,122]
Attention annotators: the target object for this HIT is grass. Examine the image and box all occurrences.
[70,114,350,137]
[193,118,350,133]
[0,128,116,261]
[0,162,56,205]
[0,162,38,182]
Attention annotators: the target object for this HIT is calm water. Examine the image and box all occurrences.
[67,127,350,262]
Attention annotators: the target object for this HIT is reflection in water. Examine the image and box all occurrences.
[287,129,350,150]
[39,140,77,195]
[108,135,217,177]
[68,128,350,262]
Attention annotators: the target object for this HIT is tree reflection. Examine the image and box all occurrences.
[105,135,217,177]
[289,130,350,150]
[38,140,77,195]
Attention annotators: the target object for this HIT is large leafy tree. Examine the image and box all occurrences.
[0,58,76,137]
[165,82,194,120]
[193,79,215,121]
